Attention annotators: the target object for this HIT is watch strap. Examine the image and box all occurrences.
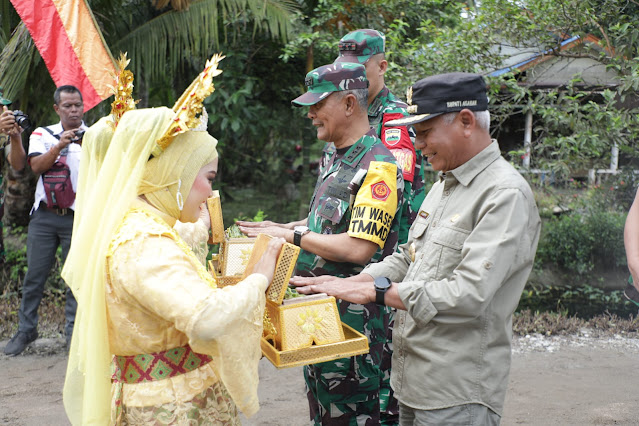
[374,277,391,305]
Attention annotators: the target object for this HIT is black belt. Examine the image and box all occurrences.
[39,201,73,216]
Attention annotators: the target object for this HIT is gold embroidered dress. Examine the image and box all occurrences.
[63,57,267,425]
[106,202,267,424]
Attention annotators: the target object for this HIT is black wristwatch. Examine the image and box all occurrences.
[293,225,310,247]
[374,276,392,305]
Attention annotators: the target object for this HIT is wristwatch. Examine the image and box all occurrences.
[293,225,310,247]
[374,276,392,305]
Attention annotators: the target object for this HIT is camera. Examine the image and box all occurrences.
[12,110,32,130]
[72,129,85,144]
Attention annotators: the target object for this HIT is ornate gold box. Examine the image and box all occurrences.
[206,192,255,277]
[244,234,369,368]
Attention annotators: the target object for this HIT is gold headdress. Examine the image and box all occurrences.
[107,53,139,129]
[151,54,224,158]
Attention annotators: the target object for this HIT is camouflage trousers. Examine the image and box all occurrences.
[0,202,4,264]
[304,301,399,425]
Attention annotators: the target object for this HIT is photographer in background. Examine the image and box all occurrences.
[0,92,28,267]
[4,85,86,356]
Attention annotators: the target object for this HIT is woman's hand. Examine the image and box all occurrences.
[251,238,285,284]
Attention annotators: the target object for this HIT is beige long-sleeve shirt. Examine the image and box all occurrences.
[364,141,541,415]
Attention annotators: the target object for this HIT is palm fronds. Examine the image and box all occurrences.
[0,22,36,103]
[113,0,297,85]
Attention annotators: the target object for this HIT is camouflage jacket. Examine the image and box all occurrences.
[369,86,426,245]
[296,129,404,278]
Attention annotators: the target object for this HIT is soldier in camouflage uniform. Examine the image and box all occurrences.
[238,63,404,425]
[0,91,27,263]
[334,29,426,425]
[335,29,425,245]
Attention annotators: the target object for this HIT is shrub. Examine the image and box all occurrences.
[517,284,636,318]
[536,207,626,275]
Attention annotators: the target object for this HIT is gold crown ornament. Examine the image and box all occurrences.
[151,54,224,158]
[106,53,139,129]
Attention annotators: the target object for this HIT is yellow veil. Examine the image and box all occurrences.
[63,107,221,424]
[62,107,177,425]
[62,55,263,426]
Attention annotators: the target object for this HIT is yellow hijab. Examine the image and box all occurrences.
[62,107,218,425]
[139,130,218,220]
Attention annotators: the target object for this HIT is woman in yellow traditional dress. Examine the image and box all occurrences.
[62,56,280,425]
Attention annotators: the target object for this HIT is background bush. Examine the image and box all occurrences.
[536,209,626,275]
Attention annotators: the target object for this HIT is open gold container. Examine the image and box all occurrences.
[244,234,369,369]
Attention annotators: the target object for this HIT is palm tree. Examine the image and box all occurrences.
[0,0,298,224]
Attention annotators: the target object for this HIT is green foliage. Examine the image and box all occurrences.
[2,227,28,287]
[0,0,298,124]
[584,170,639,213]
[517,284,636,319]
[205,46,311,191]
[381,0,639,175]
[536,209,626,274]
[0,227,65,295]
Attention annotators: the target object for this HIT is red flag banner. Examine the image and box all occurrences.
[10,0,116,111]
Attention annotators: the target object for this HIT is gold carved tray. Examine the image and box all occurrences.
[209,259,243,288]
[246,234,369,368]
[261,323,369,369]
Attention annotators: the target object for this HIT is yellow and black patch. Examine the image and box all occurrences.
[348,161,398,248]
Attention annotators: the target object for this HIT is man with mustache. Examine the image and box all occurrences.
[5,85,86,356]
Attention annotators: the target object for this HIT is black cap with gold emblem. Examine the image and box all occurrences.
[386,72,488,127]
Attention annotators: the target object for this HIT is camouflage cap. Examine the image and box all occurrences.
[291,63,369,107]
[386,72,488,126]
[0,87,11,106]
[334,29,385,64]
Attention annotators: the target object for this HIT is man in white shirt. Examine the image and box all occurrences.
[5,85,86,356]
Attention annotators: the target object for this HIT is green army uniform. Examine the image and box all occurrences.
[0,89,12,263]
[335,29,427,424]
[0,133,7,264]
[368,86,426,245]
[336,28,426,245]
[296,129,404,426]
[292,62,404,425]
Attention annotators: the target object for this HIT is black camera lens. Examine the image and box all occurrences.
[12,110,32,130]
[72,129,85,143]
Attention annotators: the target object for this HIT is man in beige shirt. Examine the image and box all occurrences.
[292,72,541,425]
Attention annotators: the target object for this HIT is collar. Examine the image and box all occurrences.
[132,197,177,228]
[47,121,88,135]
[447,140,501,187]
[368,86,390,118]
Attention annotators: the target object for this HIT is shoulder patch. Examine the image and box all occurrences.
[382,113,416,182]
[348,161,398,248]
[371,181,391,201]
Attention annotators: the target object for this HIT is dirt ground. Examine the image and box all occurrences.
[1,333,639,426]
